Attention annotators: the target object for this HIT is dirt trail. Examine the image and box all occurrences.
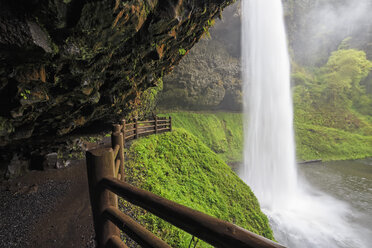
[0,161,95,248]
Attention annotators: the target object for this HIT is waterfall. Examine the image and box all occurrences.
[240,0,297,210]
[240,1,368,247]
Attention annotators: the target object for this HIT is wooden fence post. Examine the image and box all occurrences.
[121,119,126,143]
[112,124,121,133]
[86,148,120,247]
[169,116,172,132]
[135,118,139,139]
[155,116,158,134]
[120,119,126,181]
[111,130,124,181]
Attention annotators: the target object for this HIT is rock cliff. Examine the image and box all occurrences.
[0,0,234,152]
[158,1,241,110]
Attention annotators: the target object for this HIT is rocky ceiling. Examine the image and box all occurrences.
[0,0,234,152]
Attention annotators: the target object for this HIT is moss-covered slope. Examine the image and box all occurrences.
[161,111,372,162]
[161,112,243,163]
[295,122,372,161]
[123,129,274,247]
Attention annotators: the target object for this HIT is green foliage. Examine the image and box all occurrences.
[207,19,215,27]
[321,49,372,108]
[292,48,372,161]
[178,48,186,56]
[123,129,274,247]
[337,37,352,50]
[160,112,243,163]
[160,111,372,162]
[20,89,31,100]
[295,123,372,161]
[140,78,163,115]
[202,26,211,39]
[129,77,163,118]
[293,48,372,133]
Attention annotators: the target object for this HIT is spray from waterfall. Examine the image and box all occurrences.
[240,1,368,247]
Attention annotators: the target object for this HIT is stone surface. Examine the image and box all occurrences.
[160,39,242,110]
[0,0,235,152]
[56,159,71,169]
[159,2,242,110]
[44,153,58,169]
[5,154,29,179]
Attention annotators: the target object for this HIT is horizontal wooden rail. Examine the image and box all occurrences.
[157,127,170,132]
[125,128,136,133]
[106,236,128,248]
[101,177,284,248]
[125,134,136,139]
[137,125,155,129]
[103,206,171,248]
[140,120,156,124]
[121,116,172,141]
[140,129,156,135]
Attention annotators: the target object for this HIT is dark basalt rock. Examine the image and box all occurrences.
[0,0,234,153]
[158,2,242,111]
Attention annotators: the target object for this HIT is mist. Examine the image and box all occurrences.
[287,0,372,65]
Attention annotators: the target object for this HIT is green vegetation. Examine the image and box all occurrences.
[293,48,372,161]
[178,48,187,56]
[20,89,31,100]
[160,112,243,164]
[295,123,372,161]
[158,110,372,162]
[127,77,163,119]
[122,129,274,247]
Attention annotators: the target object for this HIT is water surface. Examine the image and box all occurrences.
[299,159,372,245]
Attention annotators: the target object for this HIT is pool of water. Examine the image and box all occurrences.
[297,158,372,246]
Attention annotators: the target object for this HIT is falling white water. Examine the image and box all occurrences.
[240,1,368,247]
[240,0,296,210]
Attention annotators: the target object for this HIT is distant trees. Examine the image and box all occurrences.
[294,48,372,112]
[321,49,372,109]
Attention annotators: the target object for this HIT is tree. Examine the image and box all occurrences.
[321,49,372,109]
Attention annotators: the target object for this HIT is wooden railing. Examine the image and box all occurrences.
[86,116,285,248]
[110,116,172,182]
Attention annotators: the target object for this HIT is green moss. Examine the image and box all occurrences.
[178,48,187,56]
[295,123,372,161]
[159,111,372,162]
[160,112,243,163]
[123,129,274,247]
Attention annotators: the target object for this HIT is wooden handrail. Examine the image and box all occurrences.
[124,128,136,133]
[125,133,136,139]
[86,116,284,248]
[106,236,128,248]
[103,206,171,248]
[101,177,285,248]
[139,129,156,135]
[140,120,156,124]
[137,125,156,129]
[156,120,170,123]
[157,127,170,132]
[121,116,172,140]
